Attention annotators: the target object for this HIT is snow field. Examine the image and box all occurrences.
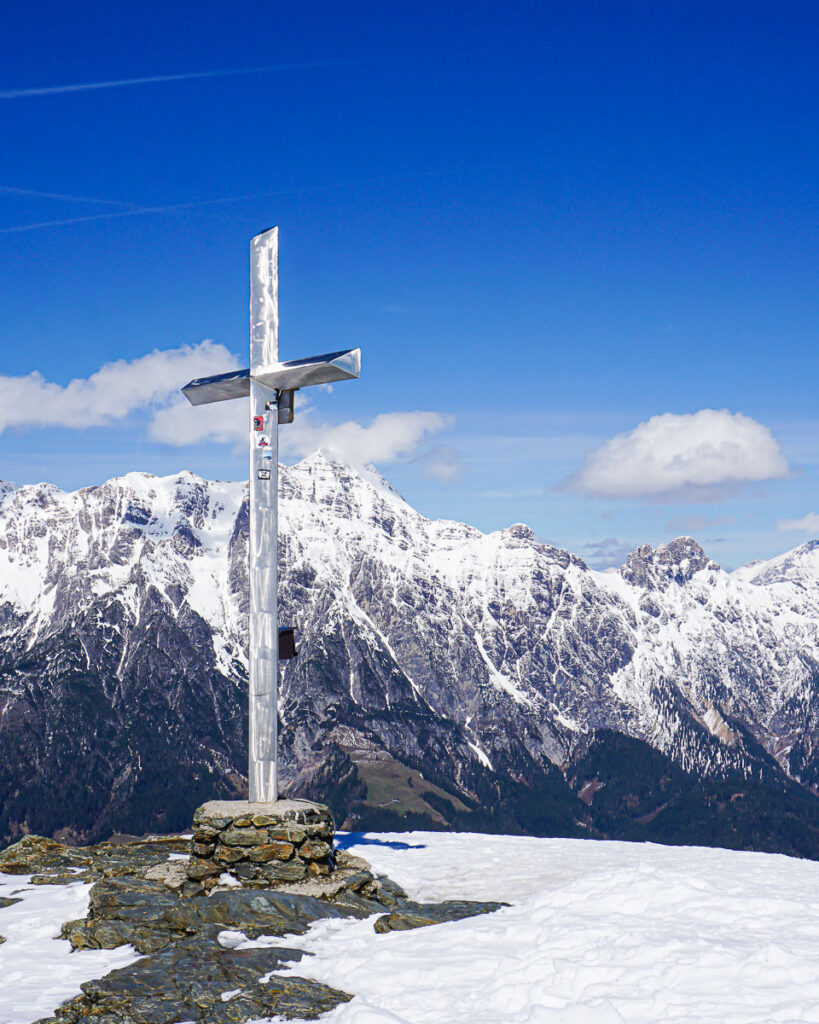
[2,835,819,1023]
[247,832,819,1024]
[0,875,139,1024]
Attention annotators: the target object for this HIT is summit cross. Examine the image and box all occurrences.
[180,226,361,802]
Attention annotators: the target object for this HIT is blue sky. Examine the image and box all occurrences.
[0,1,817,569]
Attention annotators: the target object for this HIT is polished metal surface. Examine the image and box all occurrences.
[248,227,279,803]
[253,347,361,391]
[181,368,250,406]
[250,227,278,372]
[248,378,278,802]
[182,349,361,406]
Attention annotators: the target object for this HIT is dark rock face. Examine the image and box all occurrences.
[620,537,717,589]
[43,943,351,1024]
[1,454,819,855]
[61,875,380,956]
[0,833,192,883]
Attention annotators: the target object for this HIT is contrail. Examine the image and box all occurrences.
[0,165,493,236]
[0,61,356,100]
[0,189,309,235]
[0,185,138,207]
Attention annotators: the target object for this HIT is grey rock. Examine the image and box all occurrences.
[198,799,328,823]
[188,857,223,880]
[214,844,247,864]
[254,860,308,884]
[266,825,307,843]
[194,825,222,843]
[298,839,332,861]
[0,835,192,885]
[374,898,506,933]
[144,860,188,890]
[221,828,267,848]
[248,842,295,863]
[39,942,350,1024]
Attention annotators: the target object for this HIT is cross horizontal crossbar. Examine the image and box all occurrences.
[182,368,250,406]
[181,347,361,407]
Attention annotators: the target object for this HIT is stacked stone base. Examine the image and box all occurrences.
[186,799,335,892]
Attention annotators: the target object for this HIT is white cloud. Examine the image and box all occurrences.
[152,400,454,468]
[778,513,819,533]
[0,341,239,433]
[566,409,790,500]
[146,379,331,450]
[148,395,246,448]
[1,342,456,474]
[146,364,455,469]
[283,410,454,466]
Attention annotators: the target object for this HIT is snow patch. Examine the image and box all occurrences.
[261,831,819,1023]
[0,877,140,1024]
[467,741,493,771]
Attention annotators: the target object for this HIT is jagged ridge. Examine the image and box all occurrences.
[1,451,819,848]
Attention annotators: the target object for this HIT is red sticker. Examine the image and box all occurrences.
[253,416,264,431]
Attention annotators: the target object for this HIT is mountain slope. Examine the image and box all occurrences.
[1,452,819,852]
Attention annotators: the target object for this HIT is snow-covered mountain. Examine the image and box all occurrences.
[1,450,819,849]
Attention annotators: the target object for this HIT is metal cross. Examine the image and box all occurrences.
[180,227,361,801]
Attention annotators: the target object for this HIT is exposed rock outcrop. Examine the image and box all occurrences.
[0,832,504,1024]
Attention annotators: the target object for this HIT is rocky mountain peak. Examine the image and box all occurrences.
[734,537,819,587]
[286,449,408,512]
[620,536,717,589]
[504,523,536,542]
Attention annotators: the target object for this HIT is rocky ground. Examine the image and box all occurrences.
[0,834,503,1023]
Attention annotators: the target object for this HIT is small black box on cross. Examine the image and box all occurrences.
[278,627,297,660]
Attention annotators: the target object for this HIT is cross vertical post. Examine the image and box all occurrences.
[180,226,361,806]
[249,227,280,802]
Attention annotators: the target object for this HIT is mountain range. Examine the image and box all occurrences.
[2,451,819,856]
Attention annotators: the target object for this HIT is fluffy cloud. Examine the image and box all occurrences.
[778,513,819,534]
[151,397,455,468]
[113,350,460,468]
[0,341,240,433]
[148,395,246,448]
[0,342,457,473]
[283,411,455,466]
[566,410,790,501]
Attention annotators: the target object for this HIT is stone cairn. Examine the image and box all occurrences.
[186,799,335,892]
